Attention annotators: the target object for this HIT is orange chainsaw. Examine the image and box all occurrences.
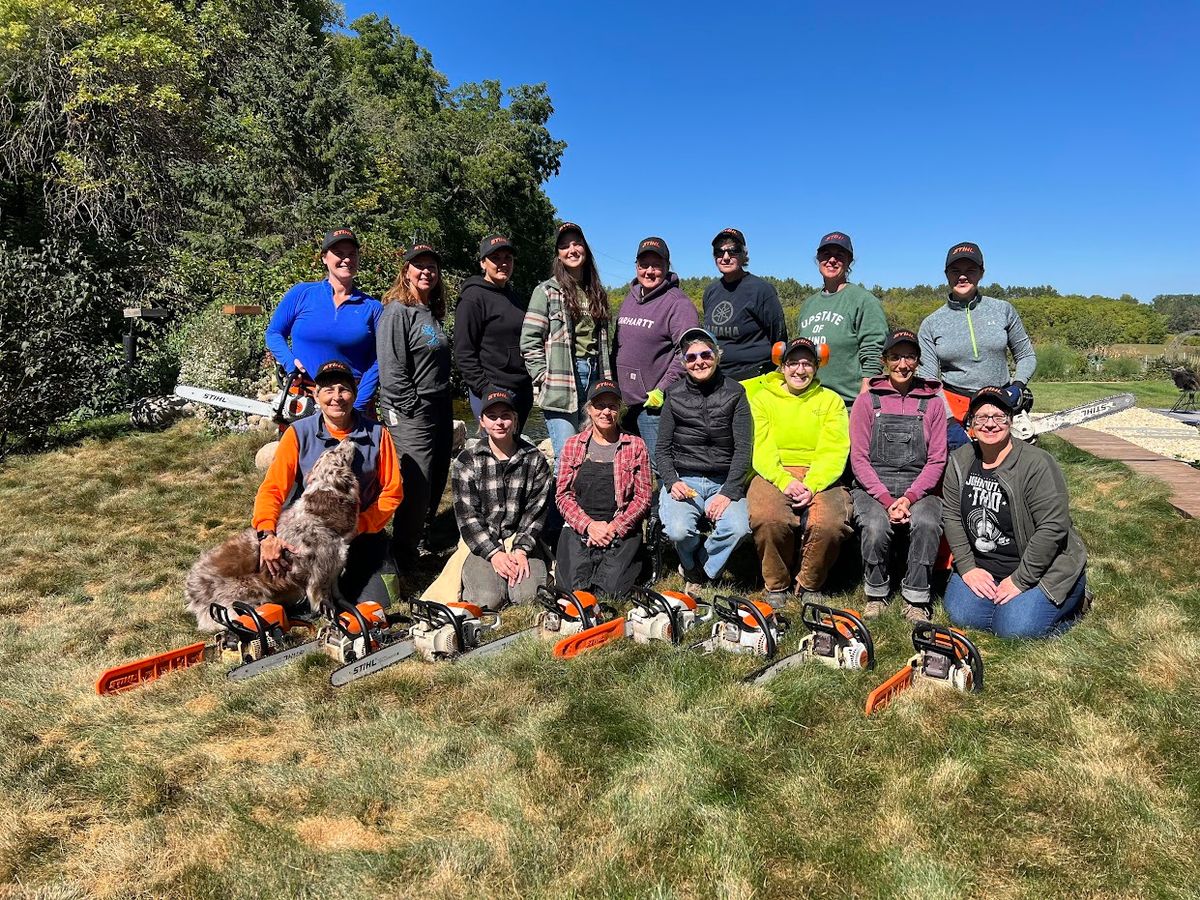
[95,600,320,694]
[745,601,874,684]
[693,594,790,659]
[543,586,713,660]
[865,622,983,715]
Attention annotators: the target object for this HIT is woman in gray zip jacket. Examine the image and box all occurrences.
[376,243,453,566]
[940,386,1088,638]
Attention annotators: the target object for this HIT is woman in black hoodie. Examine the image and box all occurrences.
[453,234,534,428]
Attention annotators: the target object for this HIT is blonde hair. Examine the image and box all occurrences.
[383,257,445,320]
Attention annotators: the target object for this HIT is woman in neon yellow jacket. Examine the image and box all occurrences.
[748,337,851,607]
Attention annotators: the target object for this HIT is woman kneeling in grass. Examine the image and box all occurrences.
[941,386,1089,638]
[554,380,652,598]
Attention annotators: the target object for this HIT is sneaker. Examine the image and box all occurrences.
[797,588,828,605]
[862,599,889,620]
[678,565,707,596]
[902,602,932,624]
[764,590,790,609]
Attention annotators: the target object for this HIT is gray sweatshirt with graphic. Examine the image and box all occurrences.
[916,294,1036,393]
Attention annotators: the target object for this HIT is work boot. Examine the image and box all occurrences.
[902,602,932,624]
[797,588,828,605]
[764,589,790,609]
[862,598,889,620]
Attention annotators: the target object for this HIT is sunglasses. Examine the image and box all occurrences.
[636,260,665,271]
[684,349,715,363]
[714,246,741,259]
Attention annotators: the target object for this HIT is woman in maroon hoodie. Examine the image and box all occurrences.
[611,236,700,471]
[849,329,947,622]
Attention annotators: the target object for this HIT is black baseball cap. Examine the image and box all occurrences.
[966,385,1015,417]
[711,227,746,249]
[945,242,984,269]
[588,379,621,403]
[678,326,719,353]
[817,231,854,257]
[314,359,357,389]
[882,329,920,355]
[781,337,823,364]
[478,234,515,260]
[321,228,359,252]
[556,222,585,241]
[636,236,670,261]
[480,385,517,413]
[403,243,441,264]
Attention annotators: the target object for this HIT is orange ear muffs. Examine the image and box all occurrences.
[772,341,830,368]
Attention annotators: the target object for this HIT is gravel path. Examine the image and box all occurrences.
[1055,408,1200,464]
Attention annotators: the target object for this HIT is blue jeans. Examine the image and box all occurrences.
[622,405,661,477]
[544,358,596,470]
[658,476,751,580]
[944,571,1087,638]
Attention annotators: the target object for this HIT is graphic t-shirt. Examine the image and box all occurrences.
[960,459,1020,580]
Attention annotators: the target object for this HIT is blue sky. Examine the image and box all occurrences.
[339,0,1197,300]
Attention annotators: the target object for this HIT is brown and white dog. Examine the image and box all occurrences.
[185,439,360,632]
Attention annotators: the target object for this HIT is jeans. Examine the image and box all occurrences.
[943,571,1087,638]
[622,404,661,477]
[544,358,596,470]
[658,476,751,581]
[851,489,942,603]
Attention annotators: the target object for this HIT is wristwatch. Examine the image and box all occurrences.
[256,530,276,542]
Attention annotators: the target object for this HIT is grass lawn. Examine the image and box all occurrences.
[1,420,1198,898]
[1033,380,1180,412]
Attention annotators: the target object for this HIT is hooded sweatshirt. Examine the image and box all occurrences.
[452,275,531,397]
[848,375,947,507]
[749,373,849,493]
[612,273,700,405]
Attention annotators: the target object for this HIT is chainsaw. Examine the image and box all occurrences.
[864,622,984,715]
[95,600,320,694]
[174,368,314,431]
[693,594,790,659]
[543,586,713,660]
[745,602,874,684]
[323,598,416,686]
[409,599,504,661]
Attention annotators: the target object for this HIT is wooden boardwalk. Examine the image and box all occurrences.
[1057,426,1200,519]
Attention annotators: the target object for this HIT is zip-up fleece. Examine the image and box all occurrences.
[520,276,613,412]
[916,294,1036,392]
[941,438,1087,605]
[848,375,947,506]
[749,373,849,493]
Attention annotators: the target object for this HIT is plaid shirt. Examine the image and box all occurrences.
[452,437,552,560]
[555,430,652,538]
[520,278,613,413]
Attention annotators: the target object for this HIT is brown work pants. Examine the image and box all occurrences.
[748,468,851,593]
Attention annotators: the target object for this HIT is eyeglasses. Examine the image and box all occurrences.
[684,349,715,363]
[782,357,816,370]
[714,246,741,259]
[885,352,918,363]
[971,414,1010,426]
[636,260,665,271]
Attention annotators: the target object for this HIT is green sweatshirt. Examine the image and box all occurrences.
[749,373,849,493]
[796,283,888,404]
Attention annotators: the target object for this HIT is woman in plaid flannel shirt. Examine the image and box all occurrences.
[553,379,653,598]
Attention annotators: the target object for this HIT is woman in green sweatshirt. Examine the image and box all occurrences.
[748,338,852,606]
[795,231,888,406]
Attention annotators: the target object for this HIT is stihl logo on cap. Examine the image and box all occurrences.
[894,329,916,341]
[952,245,976,255]
[825,233,846,241]
[411,244,431,253]
[489,236,508,247]
[486,391,509,403]
[332,229,353,239]
[641,240,663,251]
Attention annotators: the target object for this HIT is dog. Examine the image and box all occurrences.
[185,438,360,632]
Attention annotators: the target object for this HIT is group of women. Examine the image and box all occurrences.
[258,226,1088,640]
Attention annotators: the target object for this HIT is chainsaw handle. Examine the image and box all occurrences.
[713,594,779,659]
[412,599,469,651]
[535,586,593,627]
[627,587,685,645]
[331,595,373,646]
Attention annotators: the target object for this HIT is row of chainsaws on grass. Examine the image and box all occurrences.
[96,587,981,716]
